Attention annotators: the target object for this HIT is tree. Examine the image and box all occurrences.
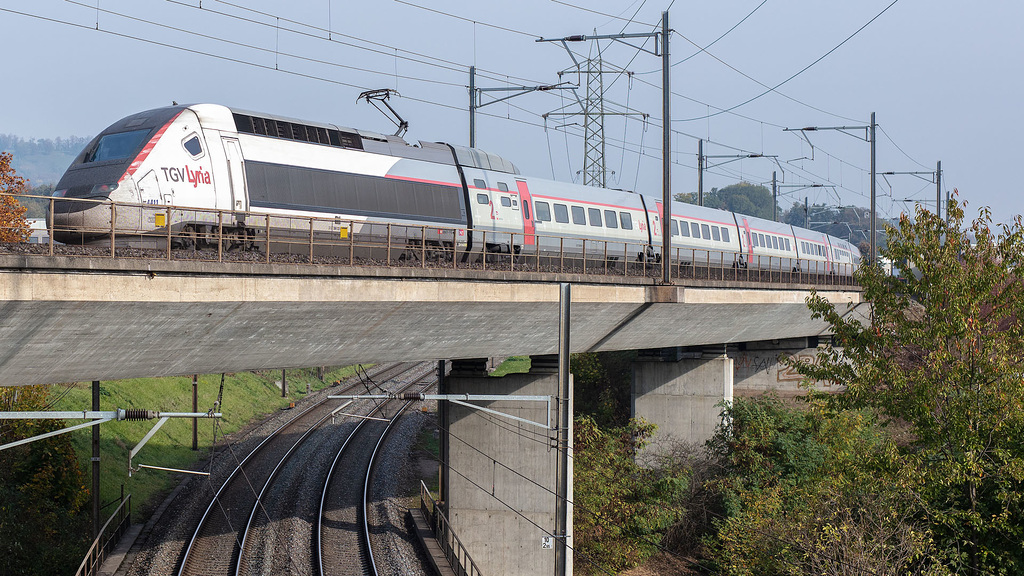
[0,385,90,575]
[574,416,685,575]
[676,182,776,221]
[705,395,942,575]
[570,351,635,428]
[0,151,30,242]
[795,198,1024,573]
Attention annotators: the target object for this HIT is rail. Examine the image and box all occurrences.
[1,193,857,287]
[74,493,132,576]
[420,481,482,576]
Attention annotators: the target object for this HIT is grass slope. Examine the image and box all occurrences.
[53,366,362,520]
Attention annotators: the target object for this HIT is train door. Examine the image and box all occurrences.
[137,170,161,232]
[652,201,663,245]
[822,234,834,273]
[469,174,498,234]
[488,180,521,233]
[221,137,247,214]
[515,180,536,248]
[738,217,754,265]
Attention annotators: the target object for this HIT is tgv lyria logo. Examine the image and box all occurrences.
[160,166,211,188]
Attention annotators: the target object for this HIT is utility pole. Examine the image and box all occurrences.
[783,113,877,260]
[772,171,778,222]
[583,50,609,187]
[936,160,942,220]
[92,380,100,539]
[469,66,476,147]
[469,66,573,149]
[870,112,876,262]
[661,11,670,285]
[554,283,571,576]
[192,375,198,451]
[697,139,703,206]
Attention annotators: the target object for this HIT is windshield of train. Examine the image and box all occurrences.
[84,129,151,163]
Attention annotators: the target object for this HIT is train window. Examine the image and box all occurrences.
[554,203,570,223]
[721,228,730,243]
[182,134,203,158]
[678,220,689,236]
[758,233,766,247]
[784,238,790,251]
[605,210,618,229]
[498,182,509,192]
[752,233,758,247]
[85,129,151,163]
[772,236,779,250]
[523,201,531,220]
[712,226,721,241]
[670,219,679,236]
[571,206,586,225]
[701,223,711,240]
[535,201,551,221]
[588,208,602,227]
[477,194,489,205]
[474,179,486,189]
[620,212,633,230]
[500,197,512,207]
[691,222,700,238]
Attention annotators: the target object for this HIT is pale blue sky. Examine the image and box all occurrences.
[1,0,1019,224]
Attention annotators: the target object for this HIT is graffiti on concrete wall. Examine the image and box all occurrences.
[733,349,841,392]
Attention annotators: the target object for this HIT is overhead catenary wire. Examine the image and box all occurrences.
[676,0,903,122]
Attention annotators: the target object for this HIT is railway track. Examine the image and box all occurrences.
[176,362,432,576]
[317,368,435,576]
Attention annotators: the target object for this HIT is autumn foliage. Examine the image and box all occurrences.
[0,151,31,242]
[0,385,90,575]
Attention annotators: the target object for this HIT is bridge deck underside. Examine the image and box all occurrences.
[0,257,863,386]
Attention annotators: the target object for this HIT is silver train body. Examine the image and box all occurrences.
[51,103,860,273]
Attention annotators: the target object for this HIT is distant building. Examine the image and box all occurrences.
[27,218,48,244]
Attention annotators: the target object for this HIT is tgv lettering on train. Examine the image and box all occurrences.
[161,166,211,187]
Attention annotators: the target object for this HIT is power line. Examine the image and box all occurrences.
[171,0,548,88]
[670,29,863,124]
[65,0,467,89]
[392,0,539,40]
[878,124,931,170]
[676,0,903,122]
[549,0,657,28]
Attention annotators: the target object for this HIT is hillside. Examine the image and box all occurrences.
[0,134,91,185]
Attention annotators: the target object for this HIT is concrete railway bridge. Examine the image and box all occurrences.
[0,253,865,576]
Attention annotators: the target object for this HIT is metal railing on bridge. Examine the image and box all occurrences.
[1,193,856,287]
[74,492,131,576]
[420,480,482,576]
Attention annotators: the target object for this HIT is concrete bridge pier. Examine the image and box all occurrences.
[440,356,571,576]
[631,338,837,452]
[631,348,734,450]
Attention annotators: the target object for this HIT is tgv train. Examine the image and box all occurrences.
[51,103,860,273]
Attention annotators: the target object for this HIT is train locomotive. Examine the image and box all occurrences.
[50,103,860,274]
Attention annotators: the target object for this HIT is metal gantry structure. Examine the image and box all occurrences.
[539,11,672,283]
[539,44,648,188]
[467,66,574,149]
[783,113,877,260]
[881,161,943,218]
